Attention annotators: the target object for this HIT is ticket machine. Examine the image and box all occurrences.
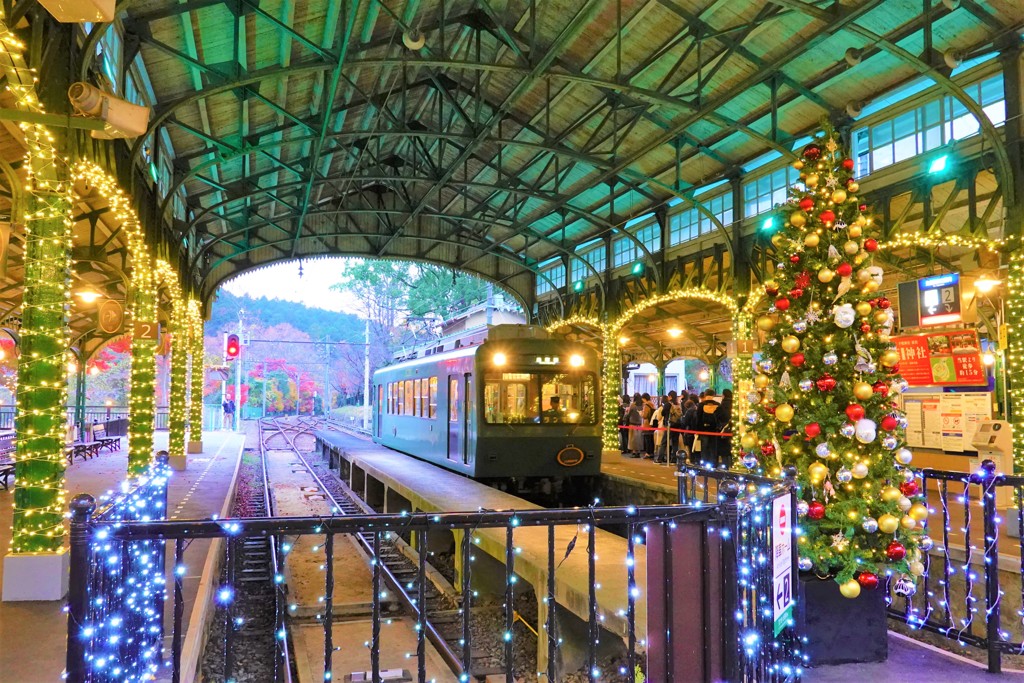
[969,420,1013,511]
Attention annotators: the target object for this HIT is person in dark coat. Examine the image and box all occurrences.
[617,394,630,453]
[680,392,702,464]
[640,393,655,458]
[626,394,644,456]
[695,390,721,467]
[711,389,734,469]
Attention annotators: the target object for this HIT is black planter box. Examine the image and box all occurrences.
[797,575,888,666]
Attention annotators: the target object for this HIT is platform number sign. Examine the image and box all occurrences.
[134,320,158,340]
[772,493,794,637]
[897,273,962,328]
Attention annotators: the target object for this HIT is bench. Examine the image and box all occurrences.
[93,424,120,453]
[66,425,103,463]
[0,432,14,489]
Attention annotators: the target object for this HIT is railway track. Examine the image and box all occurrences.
[259,415,509,682]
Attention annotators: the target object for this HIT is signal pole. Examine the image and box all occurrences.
[363,318,370,431]
[234,312,243,431]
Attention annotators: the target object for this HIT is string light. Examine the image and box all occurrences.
[155,260,187,462]
[187,299,204,447]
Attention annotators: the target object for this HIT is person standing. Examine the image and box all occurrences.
[626,394,644,457]
[711,389,734,469]
[666,390,683,461]
[695,390,720,466]
[640,393,655,458]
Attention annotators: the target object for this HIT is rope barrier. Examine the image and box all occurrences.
[618,425,734,437]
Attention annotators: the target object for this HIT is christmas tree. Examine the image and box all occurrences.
[742,123,926,598]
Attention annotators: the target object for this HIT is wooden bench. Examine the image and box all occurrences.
[66,425,102,463]
[93,424,120,453]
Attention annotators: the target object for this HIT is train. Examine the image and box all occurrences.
[371,325,602,483]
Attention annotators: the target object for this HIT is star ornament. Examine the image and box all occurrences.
[825,138,839,153]
[825,173,839,189]
[830,532,850,552]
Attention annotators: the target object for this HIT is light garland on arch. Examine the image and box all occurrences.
[70,161,159,476]
[0,9,74,553]
[156,260,187,461]
[186,299,204,447]
[1006,251,1024,471]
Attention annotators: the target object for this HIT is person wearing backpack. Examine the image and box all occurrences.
[680,392,701,464]
[695,390,721,467]
[666,390,684,463]
[626,394,644,457]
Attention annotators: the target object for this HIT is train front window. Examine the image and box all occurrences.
[483,371,596,424]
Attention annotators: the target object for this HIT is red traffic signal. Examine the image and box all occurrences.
[224,333,240,361]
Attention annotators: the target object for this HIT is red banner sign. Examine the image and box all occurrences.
[892,330,986,387]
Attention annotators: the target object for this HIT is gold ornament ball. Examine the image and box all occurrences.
[765,279,779,291]
[877,513,900,534]
[771,233,786,248]
[741,432,758,450]
[878,333,891,343]
[863,279,879,292]
[852,462,869,479]
[881,486,902,503]
[900,515,917,531]
[909,561,925,577]
[873,310,890,324]
[853,382,873,401]
[855,214,867,226]
[793,160,804,170]
[898,496,912,512]
[757,315,777,332]
[857,269,872,283]
[855,301,872,317]
[839,579,861,599]
[791,212,807,228]
[804,232,820,248]
[848,224,863,238]
[775,403,795,423]
[754,373,771,389]
[843,240,860,255]
[818,268,835,283]
[909,503,929,522]
[880,349,900,367]
[808,461,829,481]
[806,173,819,187]
[781,336,801,353]
[848,182,860,193]
[832,189,848,203]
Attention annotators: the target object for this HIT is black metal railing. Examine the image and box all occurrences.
[887,459,1024,674]
[66,455,171,683]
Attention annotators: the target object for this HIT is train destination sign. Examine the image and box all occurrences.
[897,273,962,328]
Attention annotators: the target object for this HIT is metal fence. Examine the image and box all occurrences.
[0,405,172,431]
[65,480,800,682]
[681,459,1024,674]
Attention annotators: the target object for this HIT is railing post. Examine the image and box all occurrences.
[980,459,1002,673]
[718,479,741,682]
[66,493,96,683]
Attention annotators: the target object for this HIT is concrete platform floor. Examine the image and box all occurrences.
[0,430,245,683]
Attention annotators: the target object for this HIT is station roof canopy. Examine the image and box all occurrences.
[111,0,1024,305]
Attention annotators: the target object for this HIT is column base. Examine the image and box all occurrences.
[2,549,70,601]
[169,454,188,471]
[187,440,203,454]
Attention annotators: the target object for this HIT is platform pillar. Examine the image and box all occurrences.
[5,189,73,601]
[187,303,204,454]
[168,300,187,468]
[127,274,157,476]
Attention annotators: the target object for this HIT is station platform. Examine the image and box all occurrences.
[0,431,245,683]
[315,430,649,672]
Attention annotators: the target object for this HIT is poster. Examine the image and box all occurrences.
[772,494,793,637]
[893,330,986,387]
[899,391,992,452]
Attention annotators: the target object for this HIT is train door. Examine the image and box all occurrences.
[375,384,382,436]
[447,375,461,463]
[461,373,472,466]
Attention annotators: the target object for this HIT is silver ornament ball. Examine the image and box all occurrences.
[798,556,813,572]
[797,500,809,517]
[823,351,839,366]
[882,435,899,450]
[836,466,853,483]
[840,423,856,438]
[862,517,879,533]
[815,442,832,458]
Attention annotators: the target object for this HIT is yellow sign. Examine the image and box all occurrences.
[999,324,1008,351]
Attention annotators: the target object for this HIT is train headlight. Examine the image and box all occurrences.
[569,354,584,368]
[493,352,507,366]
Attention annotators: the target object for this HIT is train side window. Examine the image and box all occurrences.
[387,383,392,415]
[449,378,458,422]
[404,379,413,416]
[397,382,404,415]
[414,378,422,417]
[429,377,438,418]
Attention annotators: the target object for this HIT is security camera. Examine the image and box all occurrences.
[68,82,151,140]
[943,49,964,70]
[845,101,864,118]
[844,48,863,67]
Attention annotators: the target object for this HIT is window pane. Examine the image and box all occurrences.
[429,377,438,418]
[449,378,458,422]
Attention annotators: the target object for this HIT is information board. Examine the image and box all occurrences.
[898,273,962,327]
[772,493,794,637]
[893,330,985,387]
[901,391,992,453]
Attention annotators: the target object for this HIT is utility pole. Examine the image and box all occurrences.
[323,336,332,419]
[262,361,268,418]
[363,318,371,431]
[234,312,243,431]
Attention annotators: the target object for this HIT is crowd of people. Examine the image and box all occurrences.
[617,388,733,469]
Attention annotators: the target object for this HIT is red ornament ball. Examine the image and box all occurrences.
[842,158,855,171]
[819,209,836,224]
[795,271,812,288]
[859,203,868,211]
[900,481,919,497]
[790,353,806,367]
[886,541,906,561]
[816,374,837,392]
[789,288,804,299]
[799,197,815,211]
[807,501,826,520]
[864,238,878,252]
[880,415,899,431]
[860,323,872,333]
[888,362,900,375]
[790,254,801,264]
[803,143,822,160]
[775,297,791,311]
[872,381,889,397]
[765,283,779,296]
[877,297,891,309]
[845,404,866,421]
[761,443,776,457]
[857,572,879,590]
[805,422,821,438]
[836,262,853,277]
